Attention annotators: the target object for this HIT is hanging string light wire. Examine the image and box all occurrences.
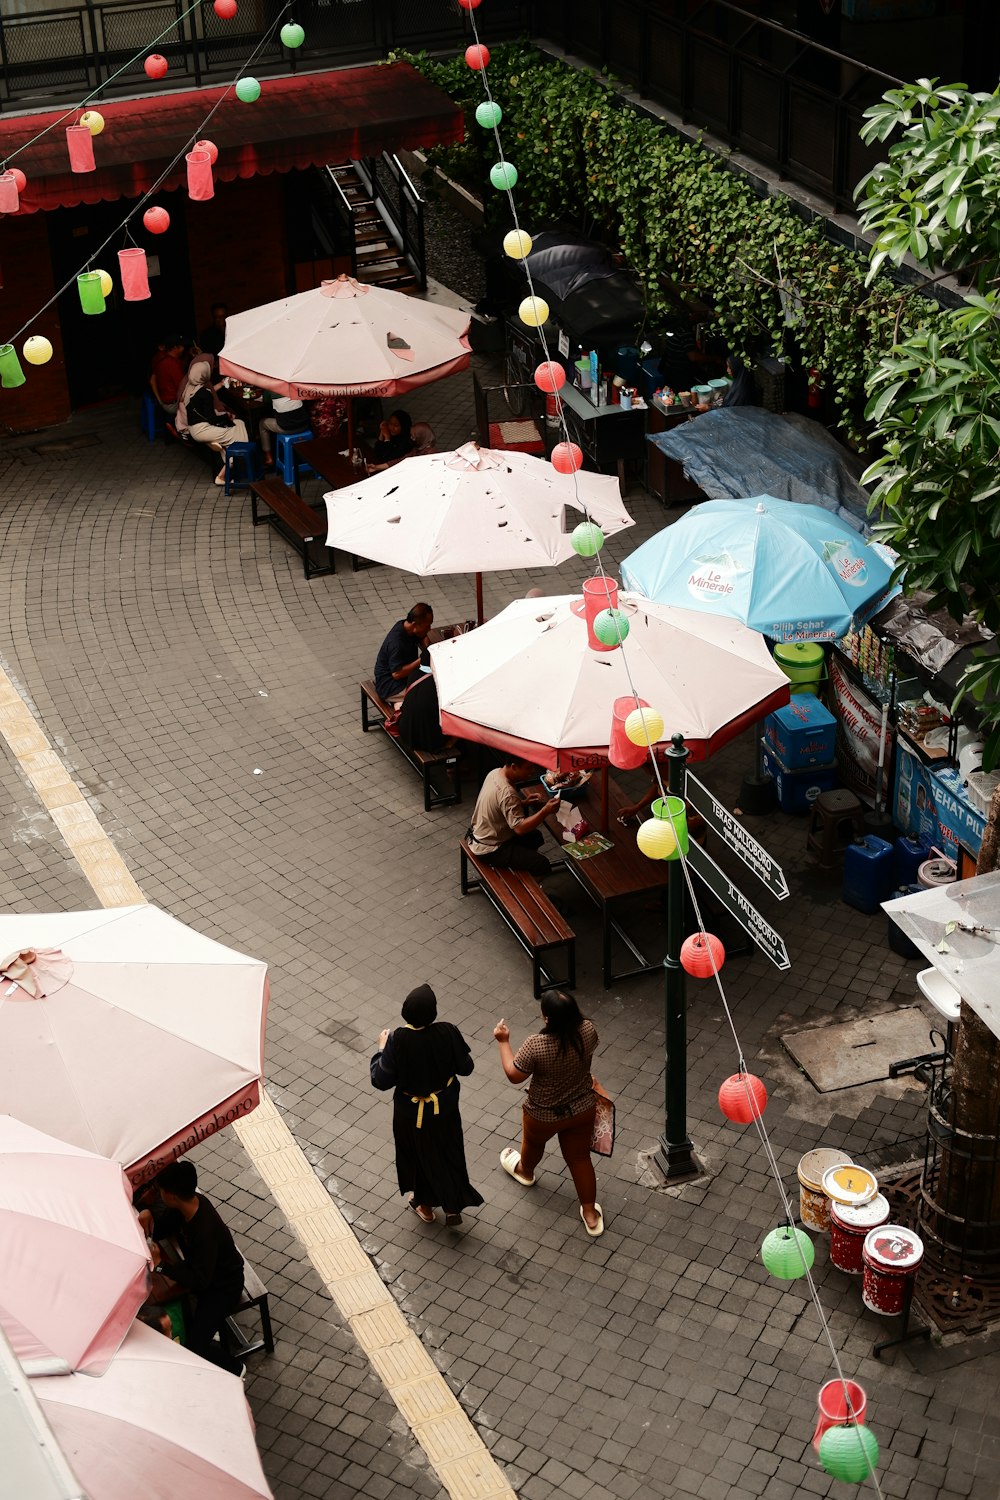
[462,11,883,1491]
[2,2,294,352]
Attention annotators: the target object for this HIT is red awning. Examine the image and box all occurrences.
[1,63,462,214]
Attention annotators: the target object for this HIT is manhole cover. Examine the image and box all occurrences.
[781,1007,934,1092]
[31,433,100,456]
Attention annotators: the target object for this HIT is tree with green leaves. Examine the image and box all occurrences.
[858,80,1000,769]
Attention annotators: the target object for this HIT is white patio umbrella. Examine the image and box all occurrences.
[325,441,635,620]
[0,907,269,1188]
[0,1116,150,1376]
[432,591,790,768]
[35,1321,273,1500]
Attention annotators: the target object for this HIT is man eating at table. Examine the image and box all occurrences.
[467,757,560,878]
[374,603,434,703]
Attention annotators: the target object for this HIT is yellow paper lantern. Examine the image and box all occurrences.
[624,707,665,747]
[23,335,53,365]
[519,295,549,328]
[95,268,113,298]
[80,110,105,136]
[503,229,532,260]
[636,817,677,861]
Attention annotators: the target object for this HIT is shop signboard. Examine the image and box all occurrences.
[829,654,894,803]
[686,841,790,971]
[893,744,986,861]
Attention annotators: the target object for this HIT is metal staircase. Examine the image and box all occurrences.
[326,156,426,295]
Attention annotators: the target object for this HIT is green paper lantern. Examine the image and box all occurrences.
[760,1225,814,1280]
[235,76,261,103]
[0,344,26,388]
[571,521,605,557]
[475,100,502,129]
[818,1425,879,1483]
[489,160,518,191]
[280,21,304,47]
[78,271,107,313]
[593,608,629,646]
[650,796,688,859]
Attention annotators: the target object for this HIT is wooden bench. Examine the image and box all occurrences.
[460,838,576,999]
[360,679,462,812]
[250,476,335,580]
[222,1257,275,1360]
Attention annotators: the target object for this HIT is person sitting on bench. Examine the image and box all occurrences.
[398,651,457,754]
[467,757,559,878]
[259,395,311,466]
[374,603,434,702]
[180,360,249,486]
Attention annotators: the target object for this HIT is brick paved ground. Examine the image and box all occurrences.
[2,332,999,1500]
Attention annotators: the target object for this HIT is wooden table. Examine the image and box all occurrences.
[549,777,669,987]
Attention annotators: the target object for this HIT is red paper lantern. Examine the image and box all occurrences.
[143,206,170,234]
[10,168,27,194]
[195,138,219,165]
[66,125,96,174]
[465,43,490,70]
[458,0,481,7]
[118,247,151,301]
[186,149,214,201]
[551,441,583,475]
[718,1073,768,1125]
[214,0,238,14]
[144,53,168,80]
[534,360,566,394]
[680,931,725,978]
[0,172,19,213]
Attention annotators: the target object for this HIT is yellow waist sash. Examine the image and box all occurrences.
[408,1078,455,1128]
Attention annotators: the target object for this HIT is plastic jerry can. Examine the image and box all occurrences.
[893,834,931,889]
[842,836,894,915]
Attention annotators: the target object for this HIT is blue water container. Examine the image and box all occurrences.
[843,836,895,915]
[893,834,932,889]
[887,884,923,959]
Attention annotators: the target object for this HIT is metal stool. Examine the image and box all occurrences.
[275,429,315,488]
[140,390,164,443]
[805,788,865,868]
[223,441,263,495]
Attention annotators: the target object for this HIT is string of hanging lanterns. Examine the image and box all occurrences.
[459,10,885,1493]
[0,0,302,385]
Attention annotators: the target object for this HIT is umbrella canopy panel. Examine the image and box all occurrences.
[621,495,900,642]
[219,275,471,399]
[0,1115,149,1374]
[0,907,268,1184]
[432,592,790,769]
[325,442,634,572]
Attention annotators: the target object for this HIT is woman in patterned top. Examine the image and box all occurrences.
[493,993,604,1237]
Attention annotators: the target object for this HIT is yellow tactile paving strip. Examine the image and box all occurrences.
[0,663,516,1500]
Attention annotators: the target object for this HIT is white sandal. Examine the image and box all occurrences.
[500,1147,535,1187]
[580,1204,604,1238]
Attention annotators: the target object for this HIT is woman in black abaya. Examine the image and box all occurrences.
[370,985,484,1228]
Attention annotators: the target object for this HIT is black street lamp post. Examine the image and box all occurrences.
[653,732,698,1180]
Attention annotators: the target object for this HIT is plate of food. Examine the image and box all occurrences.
[540,770,592,805]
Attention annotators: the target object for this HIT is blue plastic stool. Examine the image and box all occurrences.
[223,441,263,496]
[275,429,315,487]
[141,390,164,443]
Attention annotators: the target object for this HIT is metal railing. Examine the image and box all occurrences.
[531,0,904,213]
[354,151,427,292]
[322,165,359,279]
[0,0,529,109]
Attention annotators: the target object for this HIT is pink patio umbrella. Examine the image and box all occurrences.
[219,274,471,455]
[0,1115,150,1375]
[0,907,269,1189]
[35,1321,273,1500]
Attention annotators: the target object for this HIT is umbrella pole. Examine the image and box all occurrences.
[476,572,484,627]
[348,398,356,466]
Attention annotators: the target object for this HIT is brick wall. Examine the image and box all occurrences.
[187,175,289,327]
[0,213,70,434]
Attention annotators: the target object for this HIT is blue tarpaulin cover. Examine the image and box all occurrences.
[647,407,871,532]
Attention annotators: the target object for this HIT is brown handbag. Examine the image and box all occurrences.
[591,1079,616,1157]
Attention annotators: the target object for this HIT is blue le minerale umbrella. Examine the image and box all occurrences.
[620,495,900,643]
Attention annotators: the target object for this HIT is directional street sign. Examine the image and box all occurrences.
[686,840,791,971]
[685,771,789,901]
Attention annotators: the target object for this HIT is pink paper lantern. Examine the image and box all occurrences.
[118,247,151,301]
[10,168,27,193]
[214,0,238,15]
[718,1073,768,1125]
[534,360,566,394]
[142,206,170,234]
[66,125,96,174]
[0,172,19,213]
[186,149,214,201]
[609,696,652,770]
[195,138,219,165]
[458,0,481,7]
[551,441,583,475]
[465,43,490,70]
[144,53,168,80]
[680,932,726,978]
